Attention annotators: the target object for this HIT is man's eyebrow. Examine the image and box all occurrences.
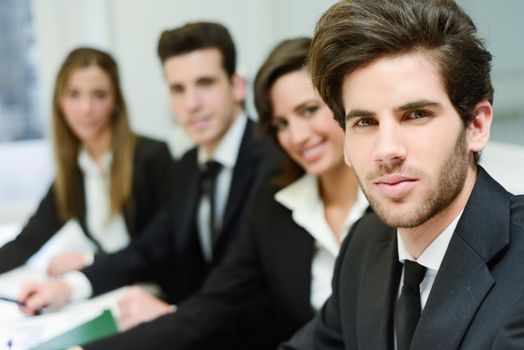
[395,100,443,112]
[345,109,375,120]
[344,100,444,120]
[197,76,216,82]
[169,82,183,90]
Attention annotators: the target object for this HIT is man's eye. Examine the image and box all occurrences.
[170,86,183,94]
[353,117,376,127]
[407,110,431,120]
[199,78,215,87]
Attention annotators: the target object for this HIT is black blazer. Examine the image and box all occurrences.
[83,181,320,350]
[281,166,524,350]
[0,136,176,273]
[81,119,282,305]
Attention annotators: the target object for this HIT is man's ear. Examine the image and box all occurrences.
[467,100,492,153]
[231,73,247,104]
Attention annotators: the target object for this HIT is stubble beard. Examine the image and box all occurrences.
[360,130,469,229]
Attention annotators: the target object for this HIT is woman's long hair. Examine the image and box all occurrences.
[254,37,311,186]
[52,47,136,220]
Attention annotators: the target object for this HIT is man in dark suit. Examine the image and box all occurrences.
[280,1,524,349]
[19,22,280,329]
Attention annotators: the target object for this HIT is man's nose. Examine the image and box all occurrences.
[372,121,407,167]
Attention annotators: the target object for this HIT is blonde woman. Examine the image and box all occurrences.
[0,48,175,276]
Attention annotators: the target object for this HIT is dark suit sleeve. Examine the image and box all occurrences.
[279,316,318,350]
[279,226,354,350]
[82,189,273,350]
[491,294,524,350]
[136,137,176,215]
[83,202,176,296]
[0,184,64,273]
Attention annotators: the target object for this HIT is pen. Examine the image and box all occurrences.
[0,295,25,306]
[0,295,43,315]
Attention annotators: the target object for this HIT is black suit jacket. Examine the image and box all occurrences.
[282,166,524,350]
[83,180,321,350]
[82,119,282,304]
[491,292,524,349]
[0,136,176,273]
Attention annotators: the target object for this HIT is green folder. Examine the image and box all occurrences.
[30,309,118,350]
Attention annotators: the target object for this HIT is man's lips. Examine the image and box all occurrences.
[373,174,418,199]
[188,116,211,130]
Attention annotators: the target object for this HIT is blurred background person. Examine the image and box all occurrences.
[0,47,176,276]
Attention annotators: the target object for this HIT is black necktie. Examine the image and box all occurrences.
[395,260,427,350]
[200,160,223,241]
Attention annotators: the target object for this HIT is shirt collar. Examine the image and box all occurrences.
[275,173,368,256]
[397,210,463,272]
[197,112,247,169]
[78,148,112,175]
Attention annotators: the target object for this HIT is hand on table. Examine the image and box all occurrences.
[18,280,72,315]
[117,285,173,330]
[47,252,90,277]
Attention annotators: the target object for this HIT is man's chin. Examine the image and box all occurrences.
[371,200,425,228]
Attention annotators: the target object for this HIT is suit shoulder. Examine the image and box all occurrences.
[346,210,392,248]
[175,146,198,167]
[135,135,170,152]
[252,181,282,210]
[511,194,524,232]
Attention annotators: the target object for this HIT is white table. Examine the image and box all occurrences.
[0,267,126,350]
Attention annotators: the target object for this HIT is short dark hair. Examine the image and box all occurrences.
[157,21,236,77]
[254,37,311,186]
[309,0,494,131]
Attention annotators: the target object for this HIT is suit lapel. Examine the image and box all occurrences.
[412,237,494,349]
[358,225,401,350]
[75,167,104,252]
[217,119,257,243]
[273,210,315,320]
[174,150,202,257]
[412,166,511,349]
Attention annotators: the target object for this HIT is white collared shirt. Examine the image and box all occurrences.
[196,113,247,262]
[275,174,368,310]
[396,211,463,309]
[78,149,130,256]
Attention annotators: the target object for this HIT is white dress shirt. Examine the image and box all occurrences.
[196,113,247,262]
[78,149,130,256]
[396,211,463,309]
[275,174,368,310]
